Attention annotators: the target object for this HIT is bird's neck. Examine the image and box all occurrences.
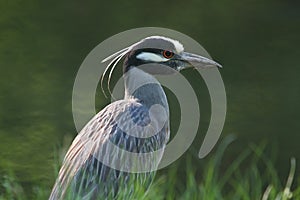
[123,67,169,109]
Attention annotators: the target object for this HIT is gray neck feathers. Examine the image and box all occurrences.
[124,67,169,110]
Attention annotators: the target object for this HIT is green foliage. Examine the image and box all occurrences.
[1,138,298,200]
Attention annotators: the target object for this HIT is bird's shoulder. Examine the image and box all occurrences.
[82,98,149,135]
[67,99,149,153]
[56,99,148,188]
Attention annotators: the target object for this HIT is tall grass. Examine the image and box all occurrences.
[0,137,298,199]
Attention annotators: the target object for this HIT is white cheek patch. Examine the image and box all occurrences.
[136,52,169,62]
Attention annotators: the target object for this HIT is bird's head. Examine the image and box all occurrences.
[101,36,222,95]
[102,36,221,75]
[123,36,222,73]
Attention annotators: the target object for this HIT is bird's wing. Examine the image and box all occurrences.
[49,99,169,200]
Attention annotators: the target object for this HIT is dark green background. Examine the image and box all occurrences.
[0,0,299,194]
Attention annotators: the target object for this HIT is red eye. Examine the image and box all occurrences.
[162,50,174,59]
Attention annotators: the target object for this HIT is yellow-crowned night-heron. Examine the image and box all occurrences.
[49,36,221,200]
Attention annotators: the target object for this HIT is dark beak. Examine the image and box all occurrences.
[180,52,222,69]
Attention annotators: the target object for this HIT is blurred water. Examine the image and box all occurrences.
[0,0,299,191]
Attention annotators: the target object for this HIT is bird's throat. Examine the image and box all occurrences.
[124,67,169,110]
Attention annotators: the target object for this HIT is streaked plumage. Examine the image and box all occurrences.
[49,36,221,200]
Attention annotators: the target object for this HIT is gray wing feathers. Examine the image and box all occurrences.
[49,99,169,200]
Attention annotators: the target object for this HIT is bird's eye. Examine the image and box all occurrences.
[162,50,174,59]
